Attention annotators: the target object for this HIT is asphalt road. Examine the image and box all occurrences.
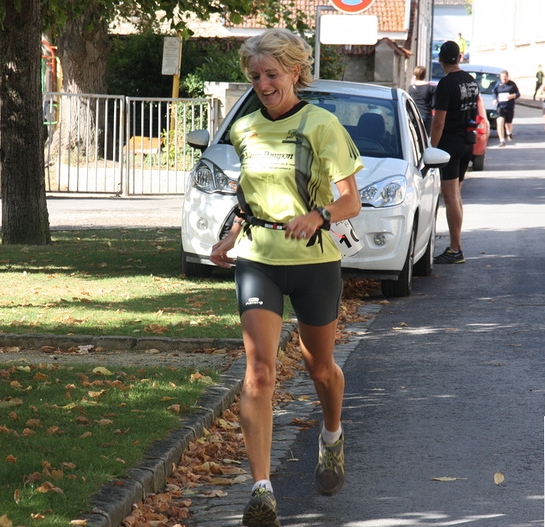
[268,104,545,526]
[43,195,184,229]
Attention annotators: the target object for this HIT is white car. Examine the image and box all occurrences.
[181,80,449,297]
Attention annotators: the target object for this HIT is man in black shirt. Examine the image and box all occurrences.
[431,40,480,264]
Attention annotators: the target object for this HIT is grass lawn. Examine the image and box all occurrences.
[0,229,246,340]
[0,361,218,526]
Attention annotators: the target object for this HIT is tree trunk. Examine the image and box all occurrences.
[0,0,51,245]
[52,7,111,160]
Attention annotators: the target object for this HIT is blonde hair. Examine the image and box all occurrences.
[239,28,314,90]
[413,65,427,81]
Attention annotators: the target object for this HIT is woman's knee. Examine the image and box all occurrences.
[244,362,276,394]
[306,359,340,385]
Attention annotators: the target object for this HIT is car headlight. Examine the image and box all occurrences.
[359,176,406,207]
[192,160,238,194]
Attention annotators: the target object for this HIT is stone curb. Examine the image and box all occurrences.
[74,322,297,527]
[0,333,244,352]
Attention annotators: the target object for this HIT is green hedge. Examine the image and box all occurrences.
[106,32,344,99]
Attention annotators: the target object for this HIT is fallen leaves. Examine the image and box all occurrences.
[144,323,170,334]
[36,481,64,494]
[494,471,505,485]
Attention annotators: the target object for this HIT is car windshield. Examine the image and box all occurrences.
[463,70,500,95]
[219,89,403,159]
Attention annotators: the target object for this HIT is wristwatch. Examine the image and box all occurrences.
[314,207,332,231]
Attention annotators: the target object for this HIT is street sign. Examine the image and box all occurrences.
[320,14,378,45]
[329,0,376,14]
[162,36,182,76]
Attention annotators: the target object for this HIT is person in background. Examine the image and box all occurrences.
[408,65,435,134]
[431,40,480,265]
[493,70,520,147]
[533,65,544,100]
[210,28,362,527]
[535,80,545,131]
[456,33,468,63]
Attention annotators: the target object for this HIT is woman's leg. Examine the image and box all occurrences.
[299,319,346,496]
[298,319,344,433]
[239,308,283,483]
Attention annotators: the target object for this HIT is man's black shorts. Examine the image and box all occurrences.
[498,106,515,124]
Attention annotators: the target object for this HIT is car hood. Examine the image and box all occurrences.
[202,144,409,186]
[355,156,409,186]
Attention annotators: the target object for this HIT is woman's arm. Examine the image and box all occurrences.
[284,173,361,240]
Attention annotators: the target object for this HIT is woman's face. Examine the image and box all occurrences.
[248,55,300,119]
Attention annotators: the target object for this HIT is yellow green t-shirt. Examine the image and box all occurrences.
[230,102,363,265]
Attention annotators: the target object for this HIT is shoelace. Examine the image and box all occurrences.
[319,440,344,471]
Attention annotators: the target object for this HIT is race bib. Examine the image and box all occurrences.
[329,220,363,257]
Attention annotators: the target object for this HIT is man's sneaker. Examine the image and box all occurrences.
[507,133,513,141]
[242,487,280,527]
[314,432,345,496]
[499,141,506,147]
[434,247,465,264]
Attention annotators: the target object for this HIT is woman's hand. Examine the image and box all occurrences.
[285,211,323,240]
[284,173,361,241]
[210,231,238,268]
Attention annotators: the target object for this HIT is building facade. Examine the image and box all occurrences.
[471,0,545,95]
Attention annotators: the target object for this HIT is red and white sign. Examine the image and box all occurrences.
[329,0,376,14]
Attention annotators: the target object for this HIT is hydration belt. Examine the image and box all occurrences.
[235,208,323,249]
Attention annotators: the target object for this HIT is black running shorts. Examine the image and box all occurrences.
[440,141,474,182]
[235,258,343,327]
[498,106,515,124]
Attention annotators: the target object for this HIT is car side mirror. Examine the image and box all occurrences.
[423,147,450,169]
[186,130,210,152]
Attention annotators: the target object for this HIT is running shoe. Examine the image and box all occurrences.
[242,487,280,527]
[434,247,465,264]
[314,431,345,496]
[498,141,506,147]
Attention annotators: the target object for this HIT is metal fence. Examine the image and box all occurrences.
[43,93,212,196]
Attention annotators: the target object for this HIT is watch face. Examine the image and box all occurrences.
[322,208,331,221]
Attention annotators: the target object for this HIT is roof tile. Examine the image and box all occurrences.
[227,0,408,33]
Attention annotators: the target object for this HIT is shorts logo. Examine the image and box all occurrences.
[245,297,263,306]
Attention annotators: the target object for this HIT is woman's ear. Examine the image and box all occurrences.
[293,65,301,83]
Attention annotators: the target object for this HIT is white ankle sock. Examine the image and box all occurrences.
[252,479,273,493]
[322,423,342,445]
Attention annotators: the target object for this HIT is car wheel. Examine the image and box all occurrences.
[180,242,213,278]
[472,153,485,172]
[381,226,415,298]
[414,205,437,277]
